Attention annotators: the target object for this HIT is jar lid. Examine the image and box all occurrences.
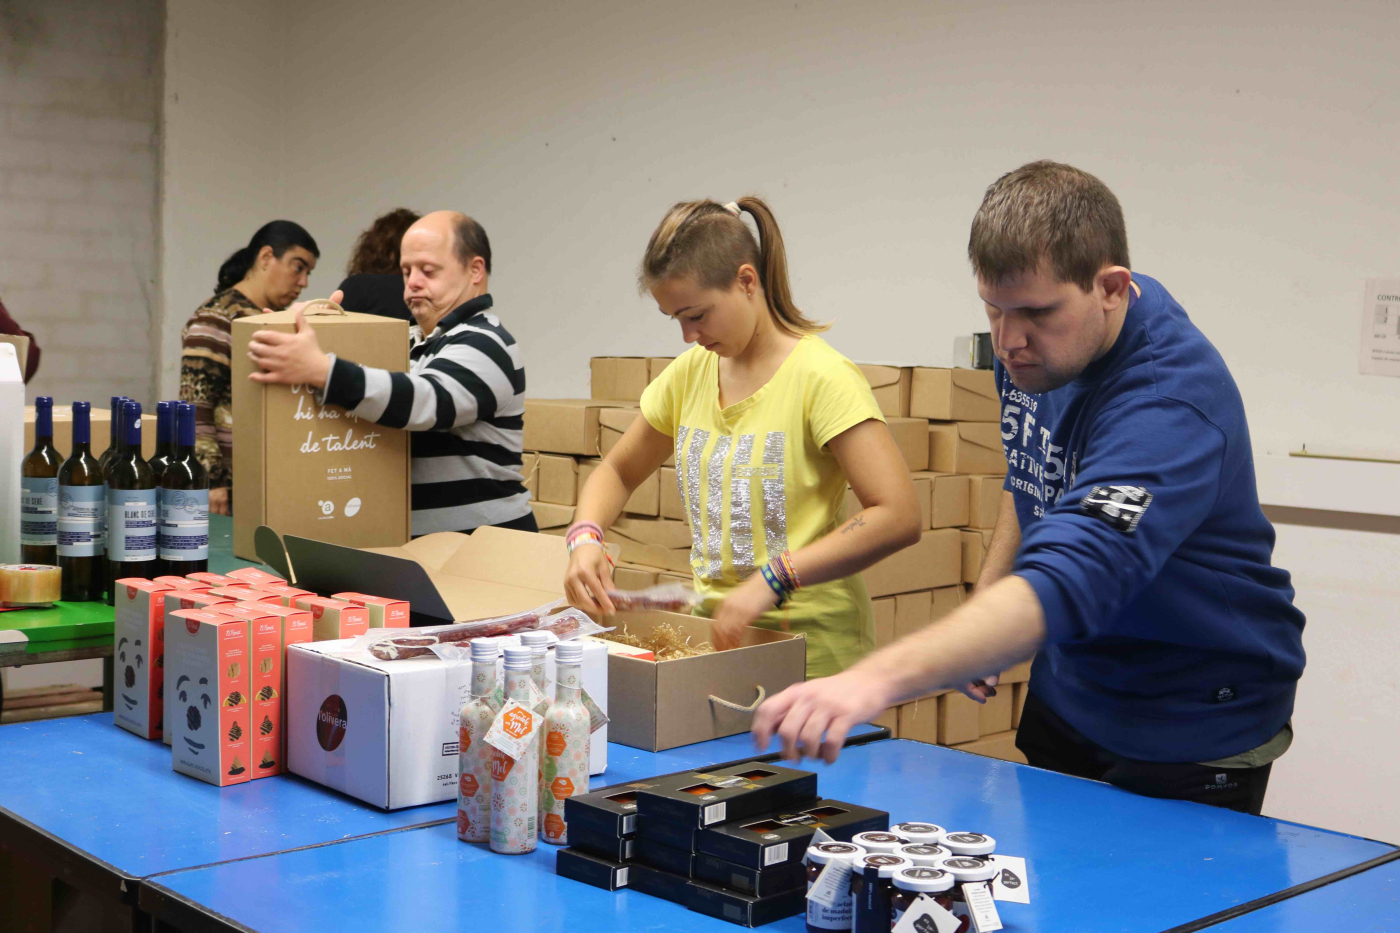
[858,854,911,879]
[851,831,904,854]
[936,856,998,882]
[806,842,866,866]
[896,843,951,866]
[890,822,945,844]
[893,867,954,893]
[941,831,996,856]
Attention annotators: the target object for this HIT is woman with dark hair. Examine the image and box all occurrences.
[178,220,319,515]
[337,208,420,322]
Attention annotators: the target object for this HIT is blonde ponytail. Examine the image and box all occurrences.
[639,196,828,336]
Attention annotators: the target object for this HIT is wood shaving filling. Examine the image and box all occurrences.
[600,623,715,660]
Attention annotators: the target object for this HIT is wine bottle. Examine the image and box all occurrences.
[96,395,127,561]
[148,400,176,483]
[105,400,157,603]
[158,401,210,576]
[21,396,62,565]
[58,401,106,601]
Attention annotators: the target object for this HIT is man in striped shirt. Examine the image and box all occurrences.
[246,211,535,536]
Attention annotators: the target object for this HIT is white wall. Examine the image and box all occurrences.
[156,0,1400,839]
[0,0,161,408]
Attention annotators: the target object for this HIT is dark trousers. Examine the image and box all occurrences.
[1014,690,1273,815]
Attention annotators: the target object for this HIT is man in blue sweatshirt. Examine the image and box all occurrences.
[754,161,1305,815]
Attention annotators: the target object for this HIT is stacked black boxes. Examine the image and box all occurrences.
[557,762,889,927]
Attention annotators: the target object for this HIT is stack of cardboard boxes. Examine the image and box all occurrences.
[523,357,1026,764]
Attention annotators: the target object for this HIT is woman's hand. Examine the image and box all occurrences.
[564,543,616,616]
[209,487,231,516]
[710,575,780,651]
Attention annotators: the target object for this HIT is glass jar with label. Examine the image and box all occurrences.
[895,843,951,867]
[935,856,999,932]
[849,854,910,933]
[890,867,955,929]
[941,832,996,857]
[805,841,867,932]
[889,822,944,845]
[851,831,904,854]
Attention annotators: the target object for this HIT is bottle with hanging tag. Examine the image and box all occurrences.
[541,641,591,845]
[489,646,539,854]
[458,637,499,844]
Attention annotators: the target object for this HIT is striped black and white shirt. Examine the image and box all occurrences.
[321,293,531,535]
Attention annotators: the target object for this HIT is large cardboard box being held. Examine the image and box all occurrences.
[857,365,912,418]
[524,400,637,456]
[591,357,650,401]
[597,609,806,751]
[232,304,411,560]
[928,422,1007,475]
[910,368,1000,422]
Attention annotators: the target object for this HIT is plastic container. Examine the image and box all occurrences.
[849,854,910,933]
[940,832,996,857]
[851,831,904,855]
[889,822,944,845]
[890,866,955,929]
[895,843,952,867]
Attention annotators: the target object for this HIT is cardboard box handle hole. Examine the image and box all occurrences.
[708,685,766,714]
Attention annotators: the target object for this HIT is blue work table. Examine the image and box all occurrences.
[135,738,1396,933]
[1201,858,1400,932]
[0,710,884,923]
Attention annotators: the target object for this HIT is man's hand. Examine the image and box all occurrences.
[752,672,890,764]
[247,308,332,387]
[959,674,999,703]
[710,575,779,651]
[209,487,230,516]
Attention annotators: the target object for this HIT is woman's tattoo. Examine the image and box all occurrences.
[840,515,867,534]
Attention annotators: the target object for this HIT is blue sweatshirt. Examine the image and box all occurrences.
[1000,273,1305,763]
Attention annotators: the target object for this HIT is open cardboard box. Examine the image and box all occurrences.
[596,610,806,752]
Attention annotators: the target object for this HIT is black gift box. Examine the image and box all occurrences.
[555,847,633,891]
[565,778,671,839]
[629,864,693,905]
[688,879,807,927]
[568,822,636,863]
[636,819,701,851]
[693,852,806,898]
[697,798,889,870]
[634,835,695,877]
[636,762,818,829]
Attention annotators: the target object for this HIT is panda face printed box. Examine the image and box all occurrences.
[113,578,174,740]
[166,608,257,786]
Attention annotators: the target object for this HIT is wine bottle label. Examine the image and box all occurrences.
[108,489,158,561]
[158,488,210,560]
[58,485,105,557]
[97,483,107,549]
[20,477,58,547]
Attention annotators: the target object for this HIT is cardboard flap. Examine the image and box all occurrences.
[375,532,472,572]
[241,307,401,328]
[434,525,570,590]
[279,534,455,621]
[254,525,295,581]
[857,364,903,390]
[952,368,999,401]
[958,422,1004,452]
[612,516,693,549]
[599,408,641,432]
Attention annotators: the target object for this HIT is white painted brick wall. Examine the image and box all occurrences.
[0,0,161,412]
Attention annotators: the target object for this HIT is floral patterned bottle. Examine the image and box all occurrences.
[457,637,499,844]
[541,641,591,845]
[520,631,551,817]
[490,647,538,854]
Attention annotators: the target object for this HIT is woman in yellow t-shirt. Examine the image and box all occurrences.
[563,197,922,677]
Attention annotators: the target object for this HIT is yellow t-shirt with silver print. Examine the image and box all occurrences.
[639,335,885,677]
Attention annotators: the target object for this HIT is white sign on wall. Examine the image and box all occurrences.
[1360,278,1400,377]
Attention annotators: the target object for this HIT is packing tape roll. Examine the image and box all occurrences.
[0,564,62,608]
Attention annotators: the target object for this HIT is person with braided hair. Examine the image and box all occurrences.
[563,196,922,677]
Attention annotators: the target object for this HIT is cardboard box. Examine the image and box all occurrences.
[25,405,156,461]
[612,563,659,590]
[226,566,285,587]
[0,347,19,564]
[537,454,580,505]
[862,529,960,597]
[909,368,1000,422]
[897,698,940,745]
[1000,659,1032,684]
[966,475,1003,529]
[207,585,279,603]
[524,399,637,456]
[929,585,964,625]
[293,596,370,641]
[161,591,233,619]
[656,570,692,586]
[521,451,539,498]
[220,600,312,761]
[232,306,411,561]
[566,778,670,838]
[892,590,932,641]
[884,416,930,472]
[637,762,817,829]
[696,799,888,870]
[978,687,1014,735]
[939,692,981,745]
[597,407,676,466]
[845,474,932,528]
[555,847,633,892]
[914,472,970,529]
[857,365,912,418]
[166,609,253,786]
[688,880,806,927]
[928,422,1007,475]
[871,706,898,732]
[608,516,693,574]
[693,853,805,898]
[206,603,284,776]
[186,572,237,587]
[257,582,313,607]
[578,458,660,517]
[1012,683,1027,728]
[872,597,895,648]
[659,466,684,520]
[599,610,805,752]
[112,579,172,740]
[569,825,636,863]
[952,729,1026,764]
[960,528,995,585]
[636,836,695,876]
[286,635,607,809]
[591,357,650,402]
[153,576,206,590]
[648,358,674,383]
[333,592,409,628]
[531,500,575,534]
